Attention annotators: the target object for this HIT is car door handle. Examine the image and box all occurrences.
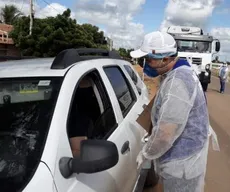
[142,104,147,109]
[137,104,148,116]
[121,141,130,154]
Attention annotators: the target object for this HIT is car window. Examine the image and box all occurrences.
[67,70,117,149]
[124,65,138,85]
[124,65,142,95]
[104,66,136,117]
[0,77,62,192]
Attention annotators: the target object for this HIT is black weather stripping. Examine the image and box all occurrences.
[51,48,122,69]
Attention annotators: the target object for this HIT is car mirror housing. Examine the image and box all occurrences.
[59,140,119,178]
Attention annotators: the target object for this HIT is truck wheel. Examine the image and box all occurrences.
[202,83,208,92]
[144,162,159,188]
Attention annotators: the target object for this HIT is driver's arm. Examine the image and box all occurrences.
[68,113,92,157]
[70,136,88,157]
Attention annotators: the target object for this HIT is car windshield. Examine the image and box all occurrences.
[0,77,62,192]
[176,40,211,53]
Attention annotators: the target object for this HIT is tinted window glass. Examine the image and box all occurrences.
[0,77,62,192]
[124,65,142,95]
[68,71,117,141]
[124,65,138,85]
[104,67,136,116]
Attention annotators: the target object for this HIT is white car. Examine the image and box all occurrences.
[0,49,154,192]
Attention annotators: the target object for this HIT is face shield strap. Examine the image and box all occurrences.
[147,52,176,59]
[142,58,146,81]
[146,52,177,69]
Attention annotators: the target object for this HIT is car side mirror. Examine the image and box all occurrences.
[59,140,119,178]
[215,41,220,52]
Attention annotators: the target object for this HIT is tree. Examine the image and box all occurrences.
[81,24,107,45]
[0,5,22,25]
[10,9,109,57]
[118,48,134,59]
[118,48,127,57]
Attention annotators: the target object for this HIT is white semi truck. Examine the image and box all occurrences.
[167,26,220,91]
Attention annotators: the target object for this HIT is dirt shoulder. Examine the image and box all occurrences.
[134,65,159,99]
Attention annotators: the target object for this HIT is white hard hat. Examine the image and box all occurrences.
[130,31,177,58]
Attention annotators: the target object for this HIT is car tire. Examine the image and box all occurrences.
[144,162,159,188]
[202,83,208,92]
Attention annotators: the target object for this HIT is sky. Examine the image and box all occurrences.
[1,0,230,60]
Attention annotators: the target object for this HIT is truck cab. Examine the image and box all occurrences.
[167,26,220,91]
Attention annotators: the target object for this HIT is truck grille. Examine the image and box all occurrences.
[179,57,202,65]
[192,57,202,65]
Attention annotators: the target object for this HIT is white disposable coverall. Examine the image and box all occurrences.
[141,65,218,192]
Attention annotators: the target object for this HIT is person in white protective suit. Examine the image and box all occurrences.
[218,62,229,94]
[131,31,219,192]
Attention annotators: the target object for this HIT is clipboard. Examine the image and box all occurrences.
[136,96,155,134]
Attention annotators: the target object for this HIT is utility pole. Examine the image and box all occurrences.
[106,37,113,51]
[110,35,113,51]
[29,0,34,35]
[109,39,113,51]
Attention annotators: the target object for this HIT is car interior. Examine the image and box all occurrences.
[67,72,117,157]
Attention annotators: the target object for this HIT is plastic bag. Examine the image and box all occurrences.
[208,125,220,151]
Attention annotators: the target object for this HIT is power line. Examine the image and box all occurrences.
[35,0,63,18]
[34,0,46,17]
[35,0,92,40]
[40,0,62,14]
[19,0,25,13]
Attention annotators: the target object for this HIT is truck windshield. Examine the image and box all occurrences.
[0,77,62,192]
[176,40,211,53]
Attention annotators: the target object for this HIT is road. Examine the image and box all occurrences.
[144,76,230,192]
[205,76,230,192]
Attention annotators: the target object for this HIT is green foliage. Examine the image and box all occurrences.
[118,48,134,59]
[0,4,22,25]
[10,9,109,57]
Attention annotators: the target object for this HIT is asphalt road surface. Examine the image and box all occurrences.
[144,76,230,192]
[205,76,230,192]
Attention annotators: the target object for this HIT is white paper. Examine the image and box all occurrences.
[38,80,51,86]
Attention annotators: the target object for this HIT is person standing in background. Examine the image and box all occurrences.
[219,62,229,94]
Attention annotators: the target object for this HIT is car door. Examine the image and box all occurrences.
[122,63,150,117]
[52,62,135,192]
[101,64,149,191]
[120,64,151,187]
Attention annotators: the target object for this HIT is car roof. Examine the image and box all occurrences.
[0,58,70,78]
[0,49,125,78]
[0,57,132,78]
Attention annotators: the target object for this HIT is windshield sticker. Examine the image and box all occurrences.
[119,91,132,109]
[38,80,51,86]
[19,84,38,94]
